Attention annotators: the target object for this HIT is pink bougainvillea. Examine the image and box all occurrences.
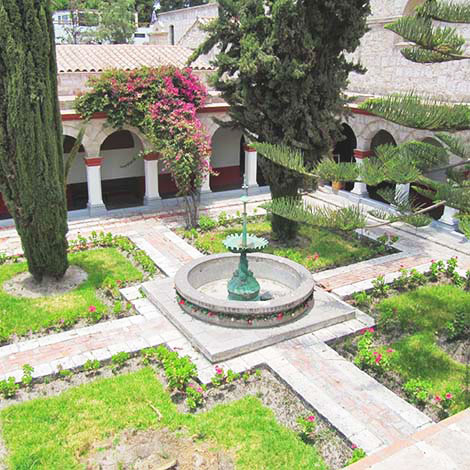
[76,66,213,227]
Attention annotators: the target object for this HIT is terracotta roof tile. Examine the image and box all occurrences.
[56,44,212,73]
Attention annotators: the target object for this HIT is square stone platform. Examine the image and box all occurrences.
[142,278,356,362]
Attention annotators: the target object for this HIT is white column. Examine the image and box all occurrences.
[351,150,370,196]
[395,183,410,204]
[439,206,459,228]
[143,153,161,206]
[85,157,106,216]
[244,144,258,188]
[201,173,211,193]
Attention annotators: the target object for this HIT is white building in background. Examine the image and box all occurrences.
[0,0,463,226]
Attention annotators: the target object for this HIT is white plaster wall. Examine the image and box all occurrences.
[65,152,87,184]
[348,0,470,101]
[155,3,218,44]
[211,127,242,168]
[100,134,145,180]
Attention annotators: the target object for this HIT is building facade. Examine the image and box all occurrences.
[0,0,464,228]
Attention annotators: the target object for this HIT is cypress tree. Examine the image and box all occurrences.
[0,0,69,281]
[193,0,370,240]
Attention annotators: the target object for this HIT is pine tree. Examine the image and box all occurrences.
[192,0,371,240]
[238,1,470,236]
[0,0,69,281]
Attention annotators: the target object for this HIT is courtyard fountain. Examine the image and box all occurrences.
[174,177,315,328]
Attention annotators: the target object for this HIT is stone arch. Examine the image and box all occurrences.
[95,124,151,153]
[366,129,398,203]
[63,133,88,211]
[98,129,146,210]
[332,123,358,191]
[403,0,425,16]
[210,125,244,191]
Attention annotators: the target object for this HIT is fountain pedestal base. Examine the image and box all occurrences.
[227,252,260,301]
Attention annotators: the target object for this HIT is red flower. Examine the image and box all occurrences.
[351,444,357,450]
[445,393,453,400]
[307,415,315,422]
[179,299,185,305]
[277,313,284,320]
[88,306,97,312]
[435,395,442,403]
[386,348,394,353]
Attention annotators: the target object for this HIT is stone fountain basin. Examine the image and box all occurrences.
[174,253,315,328]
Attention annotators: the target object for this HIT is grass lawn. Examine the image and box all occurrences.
[188,219,388,272]
[0,367,327,470]
[0,248,143,342]
[376,284,469,413]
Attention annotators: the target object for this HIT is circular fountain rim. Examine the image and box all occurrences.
[174,252,315,316]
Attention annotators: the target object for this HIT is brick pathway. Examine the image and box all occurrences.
[0,189,469,467]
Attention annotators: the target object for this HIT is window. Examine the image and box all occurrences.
[169,25,175,45]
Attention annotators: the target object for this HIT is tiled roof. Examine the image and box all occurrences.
[56,44,212,73]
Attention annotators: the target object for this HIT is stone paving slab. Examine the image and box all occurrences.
[345,409,470,470]
[142,277,356,362]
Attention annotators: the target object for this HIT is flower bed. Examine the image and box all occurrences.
[334,258,470,420]
[0,347,363,470]
[178,213,398,272]
[0,232,158,345]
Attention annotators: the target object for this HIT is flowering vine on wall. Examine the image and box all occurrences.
[75,66,213,226]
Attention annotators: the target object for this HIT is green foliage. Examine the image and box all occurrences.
[251,143,311,177]
[296,415,316,440]
[385,15,466,63]
[156,345,197,391]
[158,0,207,13]
[346,447,367,465]
[417,1,470,25]
[0,368,327,469]
[446,310,470,342]
[0,0,69,281]
[315,159,359,183]
[0,377,19,399]
[76,66,211,227]
[192,0,370,240]
[360,93,470,131]
[111,351,131,372]
[83,359,101,374]
[403,378,432,406]
[354,331,395,375]
[371,275,390,297]
[21,364,34,388]
[91,0,136,44]
[0,247,143,344]
[198,215,217,231]
[185,383,205,410]
[190,218,387,272]
[264,198,367,231]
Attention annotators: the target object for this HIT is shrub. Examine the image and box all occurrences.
[185,383,206,410]
[21,364,34,387]
[111,351,131,372]
[296,415,316,440]
[347,447,367,465]
[352,291,371,308]
[198,215,217,232]
[83,359,101,374]
[371,275,389,297]
[217,211,230,227]
[403,378,432,406]
[354,330,394,375]
[0,377,19,398]
[446,310,470,341]
[156,345,197,391]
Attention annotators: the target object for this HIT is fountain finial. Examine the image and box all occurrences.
[223,173,269,301]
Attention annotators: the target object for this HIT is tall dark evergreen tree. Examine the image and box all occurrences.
[193,0,370,240]
[0,0,69,281]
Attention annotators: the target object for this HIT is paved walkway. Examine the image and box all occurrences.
[347,409,470,470]
[0,189,469,467]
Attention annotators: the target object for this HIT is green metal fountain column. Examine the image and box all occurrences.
[223,176,268,301]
